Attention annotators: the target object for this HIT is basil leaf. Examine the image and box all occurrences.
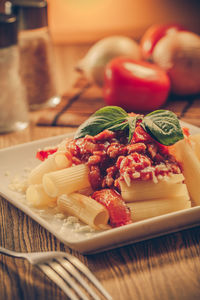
[94,106,127,119]
[142,110,184,146]
[106,122,129,132]
[75,106,128,139]
[127,116,137,142]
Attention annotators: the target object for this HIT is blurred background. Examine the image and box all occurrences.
[0,0,200,94]
[48,0,200,44]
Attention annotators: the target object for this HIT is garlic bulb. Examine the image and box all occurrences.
[152,31,200,95]
[76,35,142,86]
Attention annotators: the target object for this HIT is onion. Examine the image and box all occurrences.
[76,35,142,86]
[152,31,200,95]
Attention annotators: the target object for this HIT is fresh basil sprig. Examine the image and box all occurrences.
[75,106,137,141]
[142,110,184,146]
[75,106,184,145]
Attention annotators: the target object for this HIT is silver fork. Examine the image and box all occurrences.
[0,246,112,300]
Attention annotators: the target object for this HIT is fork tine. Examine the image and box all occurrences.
[39,263,79,300]
[49,260,90,300]
[65,254,113,300]
[57,258,101,300]
[0,246,112,300]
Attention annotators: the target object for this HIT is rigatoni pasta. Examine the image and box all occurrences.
[28,151,72,185]
[127,195,191,222]
[120,175,187,202]
[172,134,200,206]
[43,164,90,197]
[26,184,56,208]
[58,193,109,229]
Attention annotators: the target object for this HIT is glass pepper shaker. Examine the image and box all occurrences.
[0,13,29,133]
[13,0,61,110]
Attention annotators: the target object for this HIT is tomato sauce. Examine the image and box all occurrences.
[92,189,132,227]
[65,124,181,191]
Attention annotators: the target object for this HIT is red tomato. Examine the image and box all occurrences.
[92,189,132,227]
[140,24,185,60]
[36,148,57,161]
[103,57,170,112]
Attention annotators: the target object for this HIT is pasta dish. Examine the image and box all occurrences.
[25,106,199,230]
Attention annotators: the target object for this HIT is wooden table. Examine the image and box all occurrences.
[0,45,200,300]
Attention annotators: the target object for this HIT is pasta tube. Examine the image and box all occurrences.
[127,195,191,222]
[120,174,187,202]
[28,152,72,185]
[54,151,72,169]
[26,184,56,208]
[189,133,200,161]
[173,137,200,206]
[58,193,109,229]
[43,164,90,197]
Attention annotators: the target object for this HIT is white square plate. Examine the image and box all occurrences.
[0,121,200,254]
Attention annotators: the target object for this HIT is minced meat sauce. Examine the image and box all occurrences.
[65,123,182,191]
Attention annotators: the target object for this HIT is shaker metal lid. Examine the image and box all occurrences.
[12,0,48,30]
[0,14,17,48]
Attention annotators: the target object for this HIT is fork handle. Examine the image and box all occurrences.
[0,246,25,259]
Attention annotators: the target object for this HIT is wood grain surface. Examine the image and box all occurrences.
[0,45,200,300]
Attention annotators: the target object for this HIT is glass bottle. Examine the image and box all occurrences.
[0,13,29,133]
[13,0,61,110]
